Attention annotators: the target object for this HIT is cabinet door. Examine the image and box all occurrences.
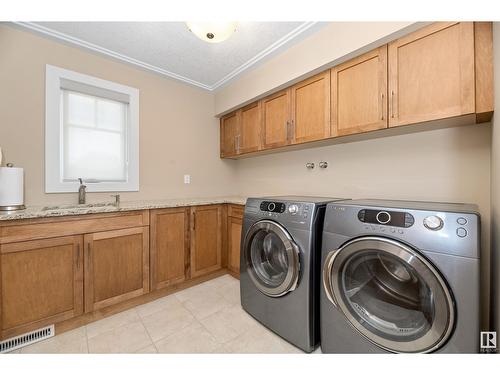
[150,208,189,290]
[261,89,291,149]
[388,22,475,127]
[220,111,239,157]
[291,71,330,143]
[239,102,262,153]
[331,46,388,136]
[0,236,83,339]
[227,216,242,276]
[84,227,149,312]
[190,205,222,278]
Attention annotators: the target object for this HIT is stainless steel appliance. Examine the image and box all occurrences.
[321,199,480,353]
[240,196,346,352]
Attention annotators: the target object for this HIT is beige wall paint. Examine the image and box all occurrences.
[214,22,421,115]
[0,25,236,205]
[235,124,492,328]
[491,22,499,332]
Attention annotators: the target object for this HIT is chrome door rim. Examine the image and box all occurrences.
[323,236,455,353]
[243,220,300,297]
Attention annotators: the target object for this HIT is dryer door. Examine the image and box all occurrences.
[323,236,455,353]
[243,220,300,297]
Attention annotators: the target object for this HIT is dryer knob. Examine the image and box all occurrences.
[423,215,444,231]
[288,204,299,214]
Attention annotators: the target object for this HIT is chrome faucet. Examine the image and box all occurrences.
[110,194,120,207]
[78,178,86,204]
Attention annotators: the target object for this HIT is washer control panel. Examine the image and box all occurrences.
[358,209,414,228]
[423,215,444,231]
[260,201,286,213]
[258,201,311,221]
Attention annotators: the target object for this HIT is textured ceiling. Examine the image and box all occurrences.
[17,22,324,90]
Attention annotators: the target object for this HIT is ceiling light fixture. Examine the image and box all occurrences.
[186,22,238,43]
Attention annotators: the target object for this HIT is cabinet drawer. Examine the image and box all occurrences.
[0,210,149,244]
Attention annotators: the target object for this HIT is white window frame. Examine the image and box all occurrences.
[45,64,139,193]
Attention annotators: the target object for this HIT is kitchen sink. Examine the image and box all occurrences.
[41,202,117,211]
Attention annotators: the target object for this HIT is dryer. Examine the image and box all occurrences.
[240,196,346,352]
[320,199,480,353]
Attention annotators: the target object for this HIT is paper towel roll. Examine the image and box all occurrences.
[0,167,24,209]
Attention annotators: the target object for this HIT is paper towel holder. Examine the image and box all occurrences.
[0,163,26,211]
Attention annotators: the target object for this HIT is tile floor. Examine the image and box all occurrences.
[11,275,316,354]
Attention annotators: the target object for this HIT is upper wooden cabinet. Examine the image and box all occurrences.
[220,111,239,158]
[291,71,331,143]
[0,236,83,339]
[220,103,262,157]
[218,22,492,159]
[84,227,150,312]
[262,89,291,149]
[331,45,388,136]
[150,208,189,291]
[388,22,475,127]
[239,102,262,153]
[190,205,222,278]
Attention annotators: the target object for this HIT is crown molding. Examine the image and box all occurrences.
[210,22,319,90]
[11,21,320,91]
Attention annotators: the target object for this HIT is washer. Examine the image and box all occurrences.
[320,199,480,353]
[240,196,346,352]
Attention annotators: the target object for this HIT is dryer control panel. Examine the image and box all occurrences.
[357,209,414,228]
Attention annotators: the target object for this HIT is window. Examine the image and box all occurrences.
[45,65,139,193]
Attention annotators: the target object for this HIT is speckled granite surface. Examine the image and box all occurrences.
[0,196,247,221]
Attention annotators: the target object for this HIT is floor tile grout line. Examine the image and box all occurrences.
[135,306,158,353]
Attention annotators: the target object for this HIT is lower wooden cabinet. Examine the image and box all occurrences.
[0,204,240,340]
[227,216,243,276]
[190,205,222,278]
[150,208,189,290]
[0,236,83,339]
[84,227,150,312]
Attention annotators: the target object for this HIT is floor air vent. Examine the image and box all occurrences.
[0,325,55,353]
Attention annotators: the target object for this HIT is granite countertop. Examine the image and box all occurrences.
[0,196,247,221]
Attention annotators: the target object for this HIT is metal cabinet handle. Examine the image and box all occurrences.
[285,121,290,140]
[192,212,196,230]
[290,120,294,141]
[235,135,240,153]
[322,250,341,308]
[391,90,395,119]
[381,93,385,121]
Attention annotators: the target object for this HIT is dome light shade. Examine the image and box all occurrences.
[186,22,238,43]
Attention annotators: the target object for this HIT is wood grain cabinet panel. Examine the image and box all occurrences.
[190,205,222,278]
[150,208,189,290]
[84,227,149,312]
[291,71,330,143]
[220,111,239,158]
[331,45,388,136]
[227,216,242,276]
[388,22,475,127]
[262,89,291,149]
[0,236,83,339]
[239,102,262,153]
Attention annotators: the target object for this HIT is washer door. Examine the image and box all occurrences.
[243,220,300,297]
[323,236,455,353]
